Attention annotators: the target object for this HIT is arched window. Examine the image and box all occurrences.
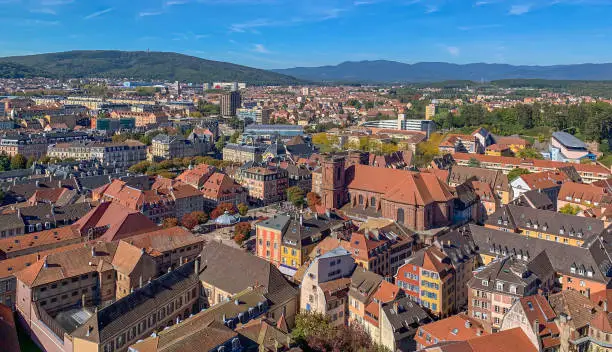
[397,208,405,224]
[358,195,364,205]
[370,197,376,208]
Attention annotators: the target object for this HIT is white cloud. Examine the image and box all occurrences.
[30,8,57,15]
[40,0,74,5]
[447,46,460,56]
[425,5,439,13]
[139,11,163,17]
[252,44,269,53]
[84,7,113,19]
[509,4,531,15]
[165,0,188,5]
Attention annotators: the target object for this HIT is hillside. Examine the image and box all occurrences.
[273,60,612,82]
[0,50,301,85]
[0,62,51,79]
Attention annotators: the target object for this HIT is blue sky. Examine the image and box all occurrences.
[1,0,611,69]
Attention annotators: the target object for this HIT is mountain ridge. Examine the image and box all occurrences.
[0,50,302,85]
[272,60,612,82]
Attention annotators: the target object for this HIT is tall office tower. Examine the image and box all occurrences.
[221,91,241,117]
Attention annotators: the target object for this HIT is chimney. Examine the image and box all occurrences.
[81,294,86,308]
[194,257,200,276]
[586,288,591,298]
[179,256,183,265]
[36,180,40,188]
[533,319,539,334]
[604,300,608,312]
[43,257,48,268]
[91,247,96,257]
[139,275,143,288]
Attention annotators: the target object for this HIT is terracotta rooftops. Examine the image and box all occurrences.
[348,164,454,206]
[417,313,487,343]
[122,226,204,257]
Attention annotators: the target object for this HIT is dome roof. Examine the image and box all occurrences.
[215,210,239,226]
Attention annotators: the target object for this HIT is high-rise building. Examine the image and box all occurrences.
[221,91,241,117]
[425,103,436,120]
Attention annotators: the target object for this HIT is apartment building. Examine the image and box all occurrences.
[510,170,571,207]
[485,204,605,247]
[398,246,456,318]
[500,294,560,352]
[300,247,355,326]
[453,152,611,183]
[239,166,288,205]
[110,110,168,127]
[71,261,200,352]
[557,181,612,212]
[121,226,206,276]
[93,177,204,223]
[448,165,512,204]
[222,143,265,164]
[221,91,241,117]
[467,255,554,332]
[148,133,211,161]
[0,134,48,159]
[198,242,299,326]
[415,313,486,350]
[175,163,217,189]
[47,140,146,167]
[201,172,248,209]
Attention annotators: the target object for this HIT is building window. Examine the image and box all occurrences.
[397,208,405,224]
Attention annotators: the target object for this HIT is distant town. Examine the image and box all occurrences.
[0,76,611,352]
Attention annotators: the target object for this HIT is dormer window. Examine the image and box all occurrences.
[571,266,576,274]
[579,268,584,275]
[559,228,564,235]
[498,219,502,225]
[587,270,593,277]
[496,282,504,291]
[482,280,488,286]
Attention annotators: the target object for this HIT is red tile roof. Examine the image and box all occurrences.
[74,202,158,242]
[348,165,453,206]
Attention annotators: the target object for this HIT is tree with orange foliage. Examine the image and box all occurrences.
[306,192,321,211]
[162,217,179,228]
[211,202,237,219]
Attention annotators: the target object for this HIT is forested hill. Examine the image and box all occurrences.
[0,50,302,85]
[273,60,612,82]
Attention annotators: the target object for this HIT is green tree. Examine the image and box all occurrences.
[237,203,249,216]
[286,186,305,208]
[10,154,27,170]
[559,204,581,215]
[0,154,10,171]
[215,136,226,151]
[517,147,543,159]
[291,312,332,345]
[129,161,151,174]
[229,131,241,144]
[467,157,481,167]
[507,168,530,181]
